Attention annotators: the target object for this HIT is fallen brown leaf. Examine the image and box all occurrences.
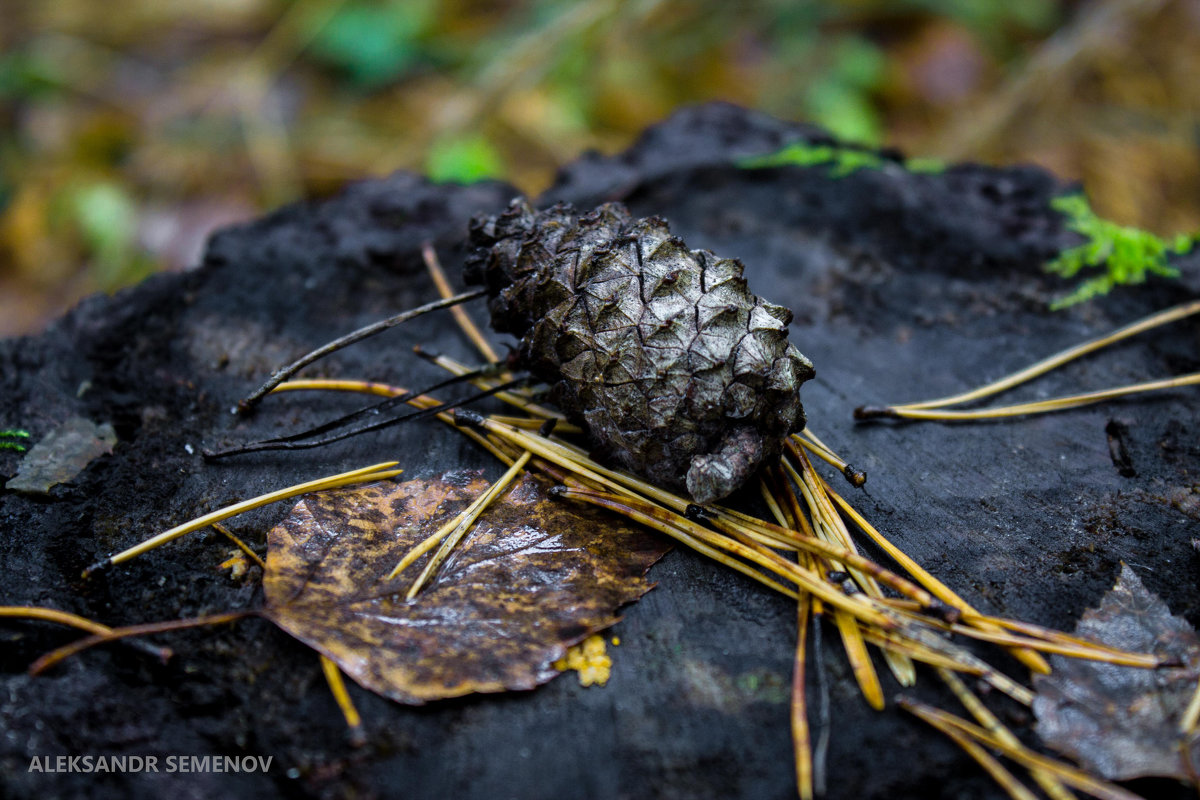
[1033,564,1200,782]
[261,471,670,704]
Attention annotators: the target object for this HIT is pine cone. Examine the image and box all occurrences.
[465,199,814,503]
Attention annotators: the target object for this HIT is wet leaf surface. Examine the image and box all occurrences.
[5,417,116,495]
[1033,565,1200,782]
[261,471,671,704]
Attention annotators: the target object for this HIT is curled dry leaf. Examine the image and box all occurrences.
[261,471,670,704]
[1033,564,1200,782]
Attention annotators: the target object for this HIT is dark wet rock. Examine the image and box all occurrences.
[2,103,1197,800]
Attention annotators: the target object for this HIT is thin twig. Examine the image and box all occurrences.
[29,611,251,675]
[238,290,484,412]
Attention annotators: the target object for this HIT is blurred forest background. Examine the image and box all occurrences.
[1,0,1198,336]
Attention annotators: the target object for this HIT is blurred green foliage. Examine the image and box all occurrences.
[740,141,885,176]
[739,139,946,176]
[65,182,152,290]
[802,37,888,144]
[309,0,437,88]
[2,0,1198,333]
[426,134,505,184]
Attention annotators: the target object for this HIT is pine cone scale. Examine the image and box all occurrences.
[466,199,815,503]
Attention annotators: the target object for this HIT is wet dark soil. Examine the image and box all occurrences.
[2,103,1197,800]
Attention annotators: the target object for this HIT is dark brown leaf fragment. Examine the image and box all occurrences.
[262,472,670,704]
[1033,565,1200,781]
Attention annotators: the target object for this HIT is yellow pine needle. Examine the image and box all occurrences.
[767,467,814,538]
[636,517,800,600]
[953,610,1163,667]
[269,378,420,398]
[1181,678,1200,735]
[386,451,531,583]
[879,599,1159,669]
[489,415,570,430]
[480,415,706,516]
[93,462,402,571]
[556,486,800,599]
[705,511,936,612]
[401,451,533,597]
[758,468,889,708]
[761,467,889,708]
[821,479,1051,675]
[873,372,1200,421]
[474,419,678,509]
[0,606,126,638]
[759,479,791,530]
[542,434,690,510]
[320,654,365,746]
[859,627,1031,705]
[720,502,816,542]
[833,610,885,710]
[900,625,1035,705]
[792,591,815,800]
[210,522,266,570]
[273,378,518,465]
[785,447,884,600]
[785,448,916,687]
[927,717,1042,800]
[942,622,1162,667]
[939,669,1077,800]
[421,241,500,365]
[714,512,803,552]
[884,299,1200,412]
[0,606,174,663]
[794,430,837,464]
[898,698,1144,800]
[794,432,866,487]
[558,487,926,615]
[858,629,981,673]
[419,350,565,421]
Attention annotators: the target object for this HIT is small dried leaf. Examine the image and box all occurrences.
[262,472,670,704]
[5,417,117,494]
[1033,565,1200,781]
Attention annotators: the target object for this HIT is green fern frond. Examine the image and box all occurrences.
[739,140,951,178]
[1,428,31,453]
[1046,194,1193,309]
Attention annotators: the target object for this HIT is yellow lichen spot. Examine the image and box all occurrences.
[553,634,612,687]
[610,636,620,646]
[218,550,248,580]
